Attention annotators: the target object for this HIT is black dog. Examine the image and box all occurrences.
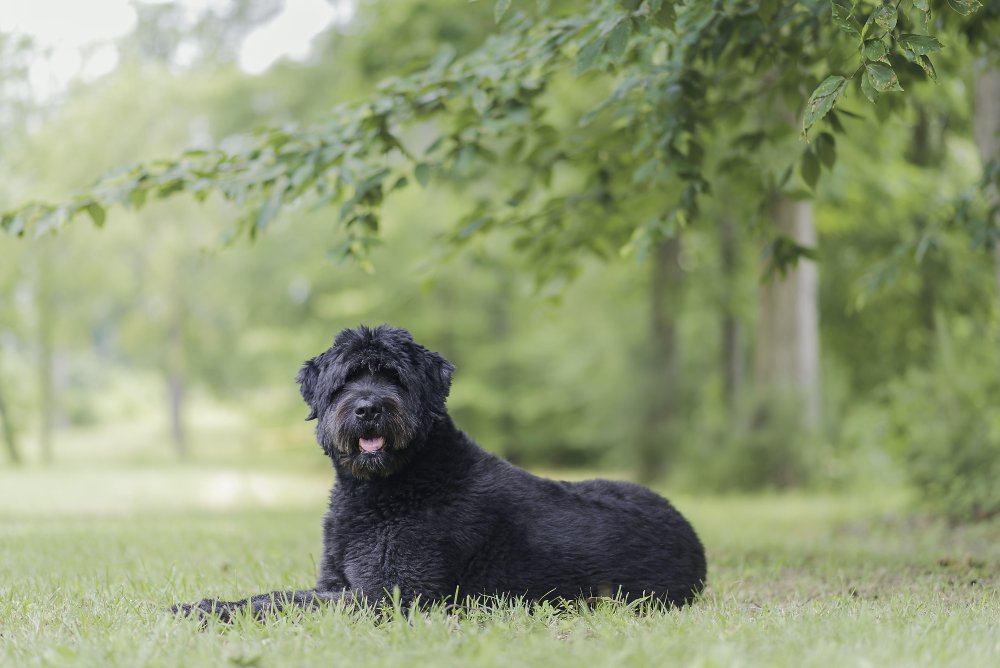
[174,325,705,620]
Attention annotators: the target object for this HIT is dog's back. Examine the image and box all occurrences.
[452,441,706,605]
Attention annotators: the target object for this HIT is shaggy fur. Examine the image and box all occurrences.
[173,325,706,621]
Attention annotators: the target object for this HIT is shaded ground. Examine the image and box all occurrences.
[1,467,998,667]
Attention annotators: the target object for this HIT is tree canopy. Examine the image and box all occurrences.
[4,0,998,280]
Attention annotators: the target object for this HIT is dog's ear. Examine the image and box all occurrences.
[296,357,322,420]
[424,350,455,403]
[297,349,349,420]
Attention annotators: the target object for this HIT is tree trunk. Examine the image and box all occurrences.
[38,243,55,464]
[0,359,20,464]
[720,219,743,411]
[639,236,682,482]
[973,63,1000,312]
[910,106,937,343]
[754,196,821,428]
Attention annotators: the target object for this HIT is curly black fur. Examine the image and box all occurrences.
[173,325,706,621]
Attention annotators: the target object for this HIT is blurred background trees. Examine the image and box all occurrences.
[1,0,999,521]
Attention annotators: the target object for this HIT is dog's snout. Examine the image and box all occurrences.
[354,400,382,419]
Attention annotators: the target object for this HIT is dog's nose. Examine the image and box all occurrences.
[354,400,381,419]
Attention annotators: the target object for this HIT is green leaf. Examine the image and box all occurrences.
[898,33,942,56]
[494,0,511,23]
[576,36,607,76]
[913,0,931,31]
[815,133,836,169]
[606,19,632,61]
[619,0,642,10]
[84,202,106,228]
[256,179,287,232]
[759,0,780,24]
[762,236,818,279]
[872,3,897,30]
[36,206,67,237]
[778,164,794,189]
[830,0,861,38]
[945,0,982,17]
[862,39,888,61]
[414,163,432,188]
[801,149,820,190]
[127,188,147,209]
[290,162,314,189]
[861,70,879,103]
[828,111,846,134]
[458,216,491,238]
[915,54,937,81]
[156,180,184,199]
[802,75,848,134]
[865,62,903,92]
[1,212,23,236]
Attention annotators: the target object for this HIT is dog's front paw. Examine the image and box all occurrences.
[170,601,195,617]
[171,599,240,624]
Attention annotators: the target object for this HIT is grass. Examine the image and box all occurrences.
[2,465,999,667]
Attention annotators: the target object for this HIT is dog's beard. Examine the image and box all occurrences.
[326,399,418,479]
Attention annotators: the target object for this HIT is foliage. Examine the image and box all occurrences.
[3,0,997,281]
[815,80,995,391]
[686,392,818,491]
[881,323,1000,521]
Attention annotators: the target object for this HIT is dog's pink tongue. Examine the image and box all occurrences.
[359,437,385,453]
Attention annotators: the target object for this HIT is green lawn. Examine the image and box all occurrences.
[1,466,998,667]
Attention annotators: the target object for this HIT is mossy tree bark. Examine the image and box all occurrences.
[754,196,821,429]
[973,63,1000,314]
[640,237,683,482]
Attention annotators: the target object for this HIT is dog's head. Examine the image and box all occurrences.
[296,325,454,479]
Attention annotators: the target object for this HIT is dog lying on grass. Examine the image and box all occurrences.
[173,325,706,620]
